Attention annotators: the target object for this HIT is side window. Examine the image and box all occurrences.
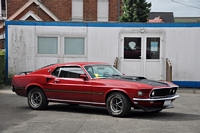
[51,67,61,77]
[84,66,95,78]
[59,66,84,78]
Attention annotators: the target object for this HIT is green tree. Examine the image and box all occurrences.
[120,0,152,22]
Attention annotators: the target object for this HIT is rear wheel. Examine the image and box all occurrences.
[27,88,48,110]
[106,92,131,117]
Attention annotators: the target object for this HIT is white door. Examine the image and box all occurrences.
[119,33,164,80]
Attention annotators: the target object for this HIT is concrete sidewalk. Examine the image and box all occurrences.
[0,85,200,94]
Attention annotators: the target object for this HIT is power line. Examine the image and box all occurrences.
[171,0,200,9]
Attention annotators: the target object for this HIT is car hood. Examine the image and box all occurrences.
[120,76,169,87]
[96,76,176,89]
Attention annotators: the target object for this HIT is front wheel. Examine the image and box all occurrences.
[106,92,131,117]
[27,88,48,110]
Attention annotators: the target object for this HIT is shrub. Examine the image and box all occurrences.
[0,50,5,84]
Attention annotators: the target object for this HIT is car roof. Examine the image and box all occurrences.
[58,62,109,66]
[32,62,110,74]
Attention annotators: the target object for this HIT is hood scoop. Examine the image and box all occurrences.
[122,76,147,80]
[121,76,168,87]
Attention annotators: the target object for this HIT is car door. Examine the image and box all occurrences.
[48,66,92,102]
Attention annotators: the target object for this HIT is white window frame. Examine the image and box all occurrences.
[36,35,60,57]
[72,0,83,21]
[97,0,109,21]
[63,36,87,58]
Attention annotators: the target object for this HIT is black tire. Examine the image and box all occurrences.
[69,104,79,106]
[27,88,48,110]
[106,92,131,117]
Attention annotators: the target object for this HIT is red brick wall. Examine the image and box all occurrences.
[0,41,4,49]
[7,0,120,22]
[109,0,118,21]
[7,0,29,18]
[84,0,97,21]
[42,0,72,21]
[0,26,5,34]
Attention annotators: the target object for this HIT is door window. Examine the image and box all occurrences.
[124,37,141,59]
[51,66,84,78]
[146,38,160,59]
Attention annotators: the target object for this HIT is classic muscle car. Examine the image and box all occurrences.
[12,62,179,117]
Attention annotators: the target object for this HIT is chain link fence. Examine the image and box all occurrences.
[0,50,5,84]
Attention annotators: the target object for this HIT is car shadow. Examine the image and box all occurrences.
[128,110,200,121]
[45,104,200,121]
[47,103,109,116]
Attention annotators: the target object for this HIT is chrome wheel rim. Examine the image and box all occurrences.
[30,92,42,108]
[110,95,123,114]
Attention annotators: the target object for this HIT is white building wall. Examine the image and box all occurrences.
[6,21,200,87]
[8,25,35,76]
[87,27,119,62]
[165,28,200,81]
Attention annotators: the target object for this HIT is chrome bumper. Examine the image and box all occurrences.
[133,94,179,102]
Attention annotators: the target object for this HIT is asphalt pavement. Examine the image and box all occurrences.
[0,85,200,133]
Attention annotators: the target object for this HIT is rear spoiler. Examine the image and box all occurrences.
[18,71,32,75]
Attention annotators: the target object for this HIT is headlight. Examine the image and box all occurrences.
[151,91,155,96]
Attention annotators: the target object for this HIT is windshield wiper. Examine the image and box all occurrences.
[111,74,122,77]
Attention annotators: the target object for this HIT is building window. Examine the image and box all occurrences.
[72,0,83,21]
[37,37,58,54]
[146,37,160,59]
[97,0,108,21]
[1,0,6,17]
[64,38,85,55]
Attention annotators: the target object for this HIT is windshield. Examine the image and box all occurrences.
[84,65,122,78]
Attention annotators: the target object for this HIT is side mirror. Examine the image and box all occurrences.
[79,74,88,80]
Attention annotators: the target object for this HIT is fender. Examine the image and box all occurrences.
[104,88,129,101]
[25,83,44,94]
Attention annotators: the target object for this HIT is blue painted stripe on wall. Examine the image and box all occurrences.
[5,21,200,28]
[5,22,8,83]
[172,81,200,88]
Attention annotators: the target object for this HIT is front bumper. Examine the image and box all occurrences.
[133,94,179,102]
[132,94,179,112]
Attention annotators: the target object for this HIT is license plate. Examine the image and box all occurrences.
[164,100,171,106]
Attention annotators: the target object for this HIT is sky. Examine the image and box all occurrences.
[146,0,200,17]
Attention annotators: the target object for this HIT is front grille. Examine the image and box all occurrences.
[150,87,177,98]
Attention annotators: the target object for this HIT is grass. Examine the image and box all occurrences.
[0,49,5,55]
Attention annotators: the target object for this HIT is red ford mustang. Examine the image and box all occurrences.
[12,62,179,117]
